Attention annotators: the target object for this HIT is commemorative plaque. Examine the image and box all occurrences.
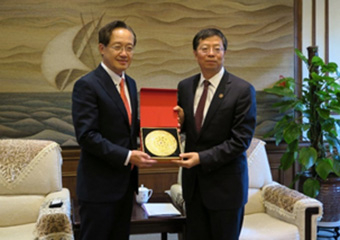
[140,88,182,161]
[141,127,181,159]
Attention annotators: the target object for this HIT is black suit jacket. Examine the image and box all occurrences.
[177,70,256,210]
[72,64,139,202]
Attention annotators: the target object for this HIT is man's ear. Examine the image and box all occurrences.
[193,50,198,60]
[98,43,105,56]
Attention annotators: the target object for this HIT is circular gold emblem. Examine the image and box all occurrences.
[145,130,177,157]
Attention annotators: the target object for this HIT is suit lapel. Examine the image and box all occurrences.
[189,76,200,138]
[200,70,231,133]
[95,65,131,126]
[190,76,200,119]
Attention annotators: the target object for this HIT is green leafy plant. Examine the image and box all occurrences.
[264,47,340,198]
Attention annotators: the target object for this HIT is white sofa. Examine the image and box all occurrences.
[170,138,323,240]
[0,139,73,240]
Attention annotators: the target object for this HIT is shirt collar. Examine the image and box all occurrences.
[198,67,225,88]
[101,62,125,86]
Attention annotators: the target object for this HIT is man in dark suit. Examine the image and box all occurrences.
[72,20,157,240]
[172,28,257,240]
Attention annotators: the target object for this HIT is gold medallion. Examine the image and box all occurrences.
[145,130,177,157]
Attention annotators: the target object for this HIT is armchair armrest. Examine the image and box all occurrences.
[34,188,74,240]
[170,183,185,213]
[263,182,322,240]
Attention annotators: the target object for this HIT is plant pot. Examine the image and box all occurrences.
[316,176,340,224]
[299,173,340,225]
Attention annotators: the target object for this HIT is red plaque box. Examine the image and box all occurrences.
[140,88,182,161]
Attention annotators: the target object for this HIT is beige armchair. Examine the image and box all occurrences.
[170,138,323,240]
[0,139,73,240]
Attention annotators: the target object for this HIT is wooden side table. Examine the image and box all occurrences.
[131,202,185,240]
[72,195,186,240]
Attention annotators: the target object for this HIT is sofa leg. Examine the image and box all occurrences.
[305,207,320,240]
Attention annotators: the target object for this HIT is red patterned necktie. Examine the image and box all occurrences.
[195,80,210,133]
[119,78,132,125]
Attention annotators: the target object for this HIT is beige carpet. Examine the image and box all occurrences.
[130,233,179,240]
[131,230,339,240]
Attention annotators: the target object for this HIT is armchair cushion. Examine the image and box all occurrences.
[245,188,264,215]
[0,223,36,240]
[247,138,272,188]
[240,213,299,240]
[170,183,185,211]
[0,195,44,227]
[0,139,62,195]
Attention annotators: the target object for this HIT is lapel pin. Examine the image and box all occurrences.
[219,93,224,98]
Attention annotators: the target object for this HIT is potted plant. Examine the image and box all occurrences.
[263,46,340,221]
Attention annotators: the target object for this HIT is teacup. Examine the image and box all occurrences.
[136,184,153,204]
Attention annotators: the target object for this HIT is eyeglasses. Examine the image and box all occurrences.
[198,46,224,54]
[110,45,134,53]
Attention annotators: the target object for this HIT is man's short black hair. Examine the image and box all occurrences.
[192,28,227,51]
[99,20,137,46]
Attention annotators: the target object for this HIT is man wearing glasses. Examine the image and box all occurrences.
[173,28,257,240]
[72,20,156,240]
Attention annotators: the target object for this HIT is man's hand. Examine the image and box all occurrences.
[171,152,200,168]
[173,105,184,128]
[130,150,157,167]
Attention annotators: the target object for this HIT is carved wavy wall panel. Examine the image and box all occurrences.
[0,0,294,92]
[0,0,294,144]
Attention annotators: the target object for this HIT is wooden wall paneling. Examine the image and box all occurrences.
[138,164,180,201]
[61,147,80,201]
[61,147,180,202]
[60,144,296,201]
[61,141,297,202]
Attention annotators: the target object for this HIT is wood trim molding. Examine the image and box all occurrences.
[312,0,316,46]
[60,146,180,201]
[61,141,298,202]
[305,207,320,240]
[324,0,329,64]
[61,146,179,175]
[294,0,303,98]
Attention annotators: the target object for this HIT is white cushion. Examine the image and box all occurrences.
[177,167,182,185]
[245,188,265,215]
[0,223,36,240]
[247,139,272,188]
[0,140,62,195]
[0,195,44,227]
[170,183,184,210]
[240,213,299,240]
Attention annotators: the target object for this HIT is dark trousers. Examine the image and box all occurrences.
[78,181,134,240]
[185,186,244,240]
